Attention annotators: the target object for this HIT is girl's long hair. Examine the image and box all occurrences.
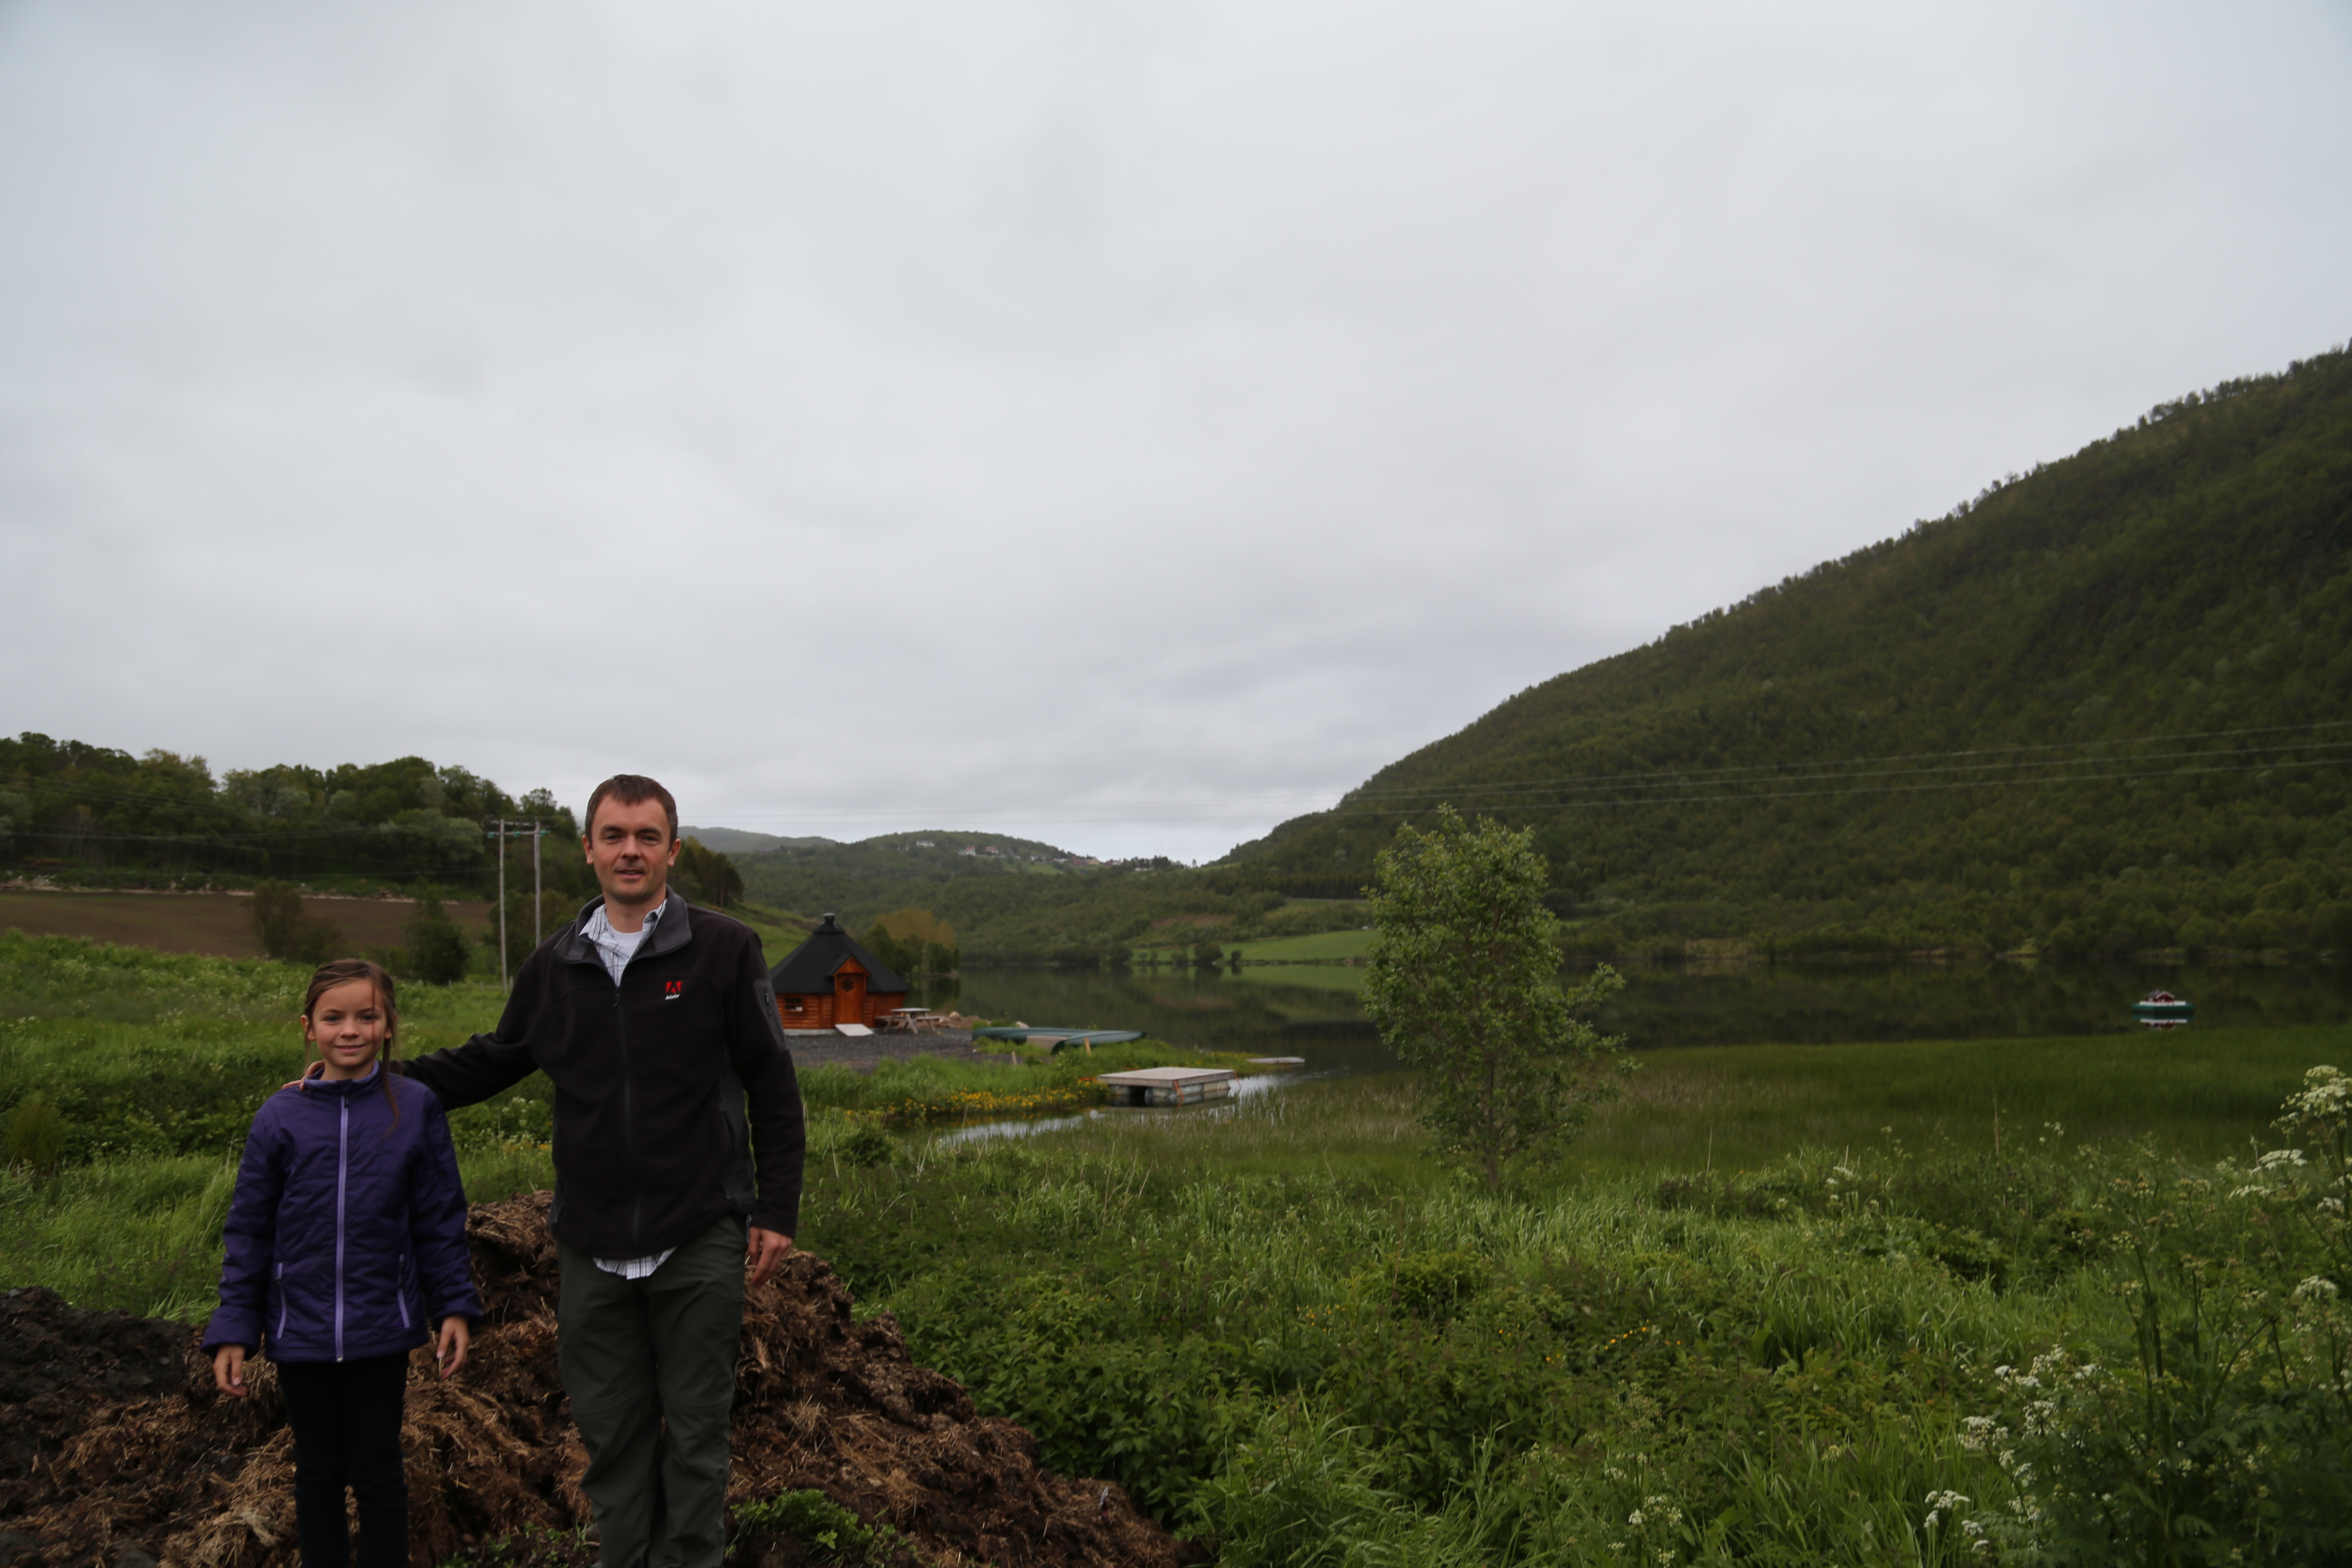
[302,958,401,1127]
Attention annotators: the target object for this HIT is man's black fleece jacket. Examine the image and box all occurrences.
[399,894,805,1258]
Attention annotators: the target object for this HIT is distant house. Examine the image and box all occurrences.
[915,840,935,848]
[768,913,909,1032]
[958,846,977,857]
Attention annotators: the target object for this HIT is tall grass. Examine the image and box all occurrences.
[0,1144,557,1320]
[801,1067,2348,1564]
[1580,1024,2336,1170]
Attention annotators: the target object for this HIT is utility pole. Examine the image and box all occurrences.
[485,820,551,990]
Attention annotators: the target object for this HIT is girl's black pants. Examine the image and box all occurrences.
[276,1353,410,1567]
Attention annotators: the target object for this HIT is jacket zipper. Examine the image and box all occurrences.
[396,1253,413,1330]
[615,978,642,1252]
[335,1095,349,1361]
[276,1261,286,1340]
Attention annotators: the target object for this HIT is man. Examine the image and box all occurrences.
[401,775,803,1568]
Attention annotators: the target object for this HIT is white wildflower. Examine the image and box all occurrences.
[2294,1276,2340,1302]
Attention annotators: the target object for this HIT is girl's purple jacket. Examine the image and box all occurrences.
[203,1070,482,1363]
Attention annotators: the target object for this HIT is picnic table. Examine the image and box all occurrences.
[877,1008,950,1035]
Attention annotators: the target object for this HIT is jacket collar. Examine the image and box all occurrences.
[553,891,694,968]
[299,1064,386,1097]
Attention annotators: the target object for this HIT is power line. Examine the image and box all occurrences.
[1309,750,2348,819]
[1334,720,2352,802]
[1331,739,2352,808]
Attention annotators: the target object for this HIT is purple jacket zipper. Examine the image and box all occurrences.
[335,1096,349,1361]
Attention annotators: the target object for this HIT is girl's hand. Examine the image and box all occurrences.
[213,1345,248,1397]
[436,1317,470,1380]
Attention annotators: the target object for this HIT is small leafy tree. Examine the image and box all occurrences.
[249,879,344,966]
[673,837,744,909]
[1362,807,1626,1188]
[867,908,960,976]
[249,880,302,956]
[404,886,472,985]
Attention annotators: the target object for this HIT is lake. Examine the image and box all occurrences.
[911,957,2352,1071]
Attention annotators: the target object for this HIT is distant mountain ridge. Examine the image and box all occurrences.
[1222,343,2352,956]
[679,826,837,855]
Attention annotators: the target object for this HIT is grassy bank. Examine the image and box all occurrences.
[6,929,2348,1561]
[1576,1025,2335,1171]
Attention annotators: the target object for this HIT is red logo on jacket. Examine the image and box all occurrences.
[664,980,685,1001]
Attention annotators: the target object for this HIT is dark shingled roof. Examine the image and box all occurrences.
[768,913,909,995]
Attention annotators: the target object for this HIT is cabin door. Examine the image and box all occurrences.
[836,971,865,1024]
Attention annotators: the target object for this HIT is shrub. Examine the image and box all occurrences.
[1959,1069,2352,1560]
[4,1093,66,1173]
[248,880,344,965]
[1372,1250,1490,1321]
[839,1126,897,1169]
[404,888,472,985]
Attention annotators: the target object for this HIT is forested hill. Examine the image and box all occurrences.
[1225,344,2352,957]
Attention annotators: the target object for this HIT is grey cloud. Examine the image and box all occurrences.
[3,0,2348,858]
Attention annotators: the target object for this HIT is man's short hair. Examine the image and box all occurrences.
[585,775,679,842]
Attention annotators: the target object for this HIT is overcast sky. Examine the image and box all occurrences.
[3,1,2347,861]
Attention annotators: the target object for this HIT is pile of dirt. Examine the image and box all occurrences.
[1,1195,1195,1568]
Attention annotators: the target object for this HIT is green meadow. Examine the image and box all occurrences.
[1223,928,1377,963]
[4,928,2349,1562]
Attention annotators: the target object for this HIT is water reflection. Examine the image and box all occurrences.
[916,958,2352,1061]
[911,966,1392,1069]
[931,1069,1292,1147]
[1589,957,2352,1047]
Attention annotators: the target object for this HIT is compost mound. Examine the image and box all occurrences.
[2,1194,1193,1568]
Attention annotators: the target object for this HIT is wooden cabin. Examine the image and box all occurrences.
[769,913,909,1032]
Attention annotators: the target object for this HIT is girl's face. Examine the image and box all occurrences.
[304,978,392,1080]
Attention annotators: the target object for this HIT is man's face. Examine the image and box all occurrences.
[583,796,680,910]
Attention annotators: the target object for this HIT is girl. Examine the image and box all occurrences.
[204,958,481,1568]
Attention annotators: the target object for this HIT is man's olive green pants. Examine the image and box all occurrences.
[557,1215,745,1568]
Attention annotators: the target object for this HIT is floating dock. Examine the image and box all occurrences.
[971,1026,1144,1053]
[1096,1066,1237,1107]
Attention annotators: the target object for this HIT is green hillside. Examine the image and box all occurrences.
[1225,344,2352,958]
[732,836,1279,962]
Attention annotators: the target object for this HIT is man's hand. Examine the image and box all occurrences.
[747,1226,793,1288]
[213,1344,247,1397]
[436,1317,470,1379]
